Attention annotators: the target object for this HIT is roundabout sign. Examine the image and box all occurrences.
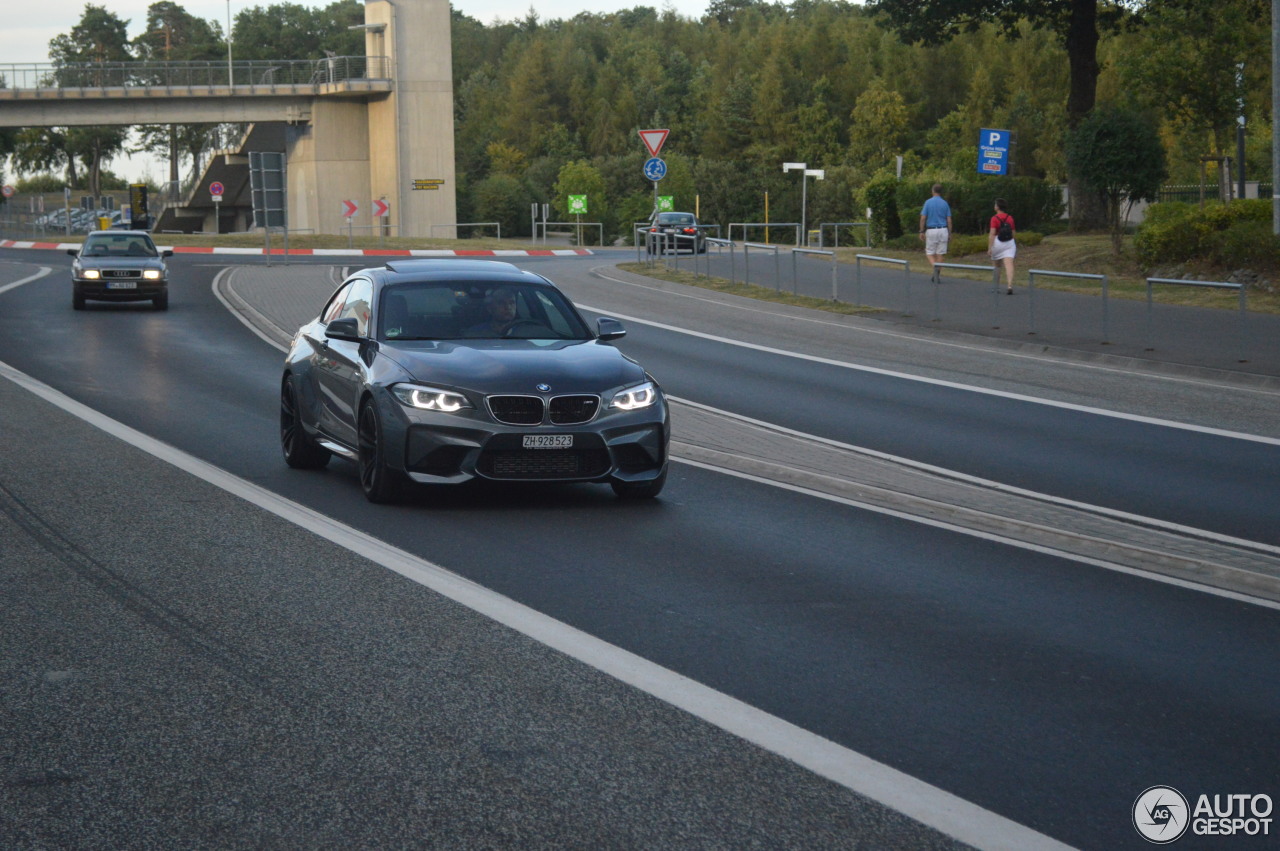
[643,157,667,182]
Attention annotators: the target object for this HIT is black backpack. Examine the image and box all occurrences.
[995,214,1014,242]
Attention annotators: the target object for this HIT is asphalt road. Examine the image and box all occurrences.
[2,249,1279,850]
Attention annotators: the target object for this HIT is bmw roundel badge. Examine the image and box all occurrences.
[536,383,551,392]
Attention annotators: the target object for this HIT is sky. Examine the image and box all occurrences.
[7,0,710,182]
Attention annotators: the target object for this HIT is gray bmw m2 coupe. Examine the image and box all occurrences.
[281,260,669,502]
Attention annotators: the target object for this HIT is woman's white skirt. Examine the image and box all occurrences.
[991,239,1017,261]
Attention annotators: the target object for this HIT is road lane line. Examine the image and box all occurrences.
[590,266,1280,399]
[577,298,1280,447]
[0,357,1075,851]
[0,267,52,295]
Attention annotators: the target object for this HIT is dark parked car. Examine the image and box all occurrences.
[647,212,706,254]
[68,230,172,310]
[280,259,670,502]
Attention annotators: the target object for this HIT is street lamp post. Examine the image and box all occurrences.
[226,1,234,86]
[783,162,825,246]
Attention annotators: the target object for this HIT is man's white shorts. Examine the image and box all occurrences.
[925,227,949,255]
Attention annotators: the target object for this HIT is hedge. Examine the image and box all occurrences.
[1133,200,1279,270]
[893,177,1064,236]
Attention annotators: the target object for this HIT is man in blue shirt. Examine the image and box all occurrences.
[918,184,952,271]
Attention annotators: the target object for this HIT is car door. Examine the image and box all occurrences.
[313,277,373,448]
[302,281,351,440]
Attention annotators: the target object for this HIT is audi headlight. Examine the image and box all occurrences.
[391,383,471,413]
[143,270,163,280]
[81,269,100,279]
[611,381,657,411]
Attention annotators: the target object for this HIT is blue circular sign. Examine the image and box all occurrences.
[643,157,667,181]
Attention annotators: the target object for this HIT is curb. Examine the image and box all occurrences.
[0,240,593,258]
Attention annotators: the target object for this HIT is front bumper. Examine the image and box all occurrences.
[382,393,669,485]
[75,278,167,301]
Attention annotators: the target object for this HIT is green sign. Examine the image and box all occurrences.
[568,195,588,214]
[658,196,674,212]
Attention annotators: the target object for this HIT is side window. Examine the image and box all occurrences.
[321,283,352,324]
[339,279,374,337]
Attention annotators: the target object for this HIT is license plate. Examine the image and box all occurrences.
[522,434,572,449]
[106,281,137,289]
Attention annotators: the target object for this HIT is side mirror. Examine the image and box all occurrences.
[162,249,173,258]
[325,317,362,342]
[596,317,626,341]
[66,249,79,257]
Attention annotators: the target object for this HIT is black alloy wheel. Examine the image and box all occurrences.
[280,377,331,469]
[358,400,405,503]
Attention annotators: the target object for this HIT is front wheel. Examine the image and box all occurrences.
[73,289,85,310]
[358,400,406,503]
[152,290,169,311]
[280,377,330,469]
[611,467,667,500]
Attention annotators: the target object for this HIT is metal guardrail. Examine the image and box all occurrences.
[0,57,389,93]
[536,221,603,248]
[818,222,871,249]
[1146,277,1248,362]
[743,242,780,291]
[1029,269,1109,342]
[855,254,911,313]
[792,248,835,299]
[729,222,801,246]
[930,261,1000,324]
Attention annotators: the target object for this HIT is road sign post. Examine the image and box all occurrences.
[640,130,670,221]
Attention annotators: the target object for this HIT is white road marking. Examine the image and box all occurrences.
[0,267,52,294]
[590,266,1280,400]
[576,297,1280,447]
[0,358,1074,851]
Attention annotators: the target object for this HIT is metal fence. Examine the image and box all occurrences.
[0,57,390,93]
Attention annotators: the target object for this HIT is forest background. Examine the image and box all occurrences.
[1,0,1274,251]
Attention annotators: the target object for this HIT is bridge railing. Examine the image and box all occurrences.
[0,56,390,93]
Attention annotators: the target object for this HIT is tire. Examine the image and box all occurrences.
[153,290,168,311]
[611,467,667,500]
[358,400,406,503]
[73,289,85,310]
[280,377,331,469]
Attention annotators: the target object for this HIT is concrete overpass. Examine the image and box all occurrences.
[0,0,456,238]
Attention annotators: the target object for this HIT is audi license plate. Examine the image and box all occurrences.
[106,281,137,289]
[523,435,572,449]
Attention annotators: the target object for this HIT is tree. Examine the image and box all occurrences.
[870,0,1136,229]
[1065,105,1166,252]
[1116,0,1268,178]
[552,160,607,243]
[848,80,909,168]
[132,2,225,196]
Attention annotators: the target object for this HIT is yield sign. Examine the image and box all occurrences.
[639,129,669,157]
[341,199,359,218]
[372,199,389,218]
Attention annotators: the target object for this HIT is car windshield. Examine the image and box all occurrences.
[379,281,592,342]
[82,234,158,257]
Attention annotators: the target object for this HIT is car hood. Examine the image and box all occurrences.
[382,339,647,394]
[76,256,165,269]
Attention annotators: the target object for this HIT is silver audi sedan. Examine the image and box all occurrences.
[67,230,172,310]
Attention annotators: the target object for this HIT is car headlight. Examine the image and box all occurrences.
[81,269,100,279]
[611,381,657,411]
[143,270,163,280]
[391,383,471,413]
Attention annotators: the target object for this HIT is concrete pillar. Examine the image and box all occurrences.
[364,0,457,240]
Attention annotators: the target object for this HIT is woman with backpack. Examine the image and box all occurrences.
[988,198,1017,295]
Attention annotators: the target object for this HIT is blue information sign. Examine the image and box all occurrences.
[978,128,1011,176]
[643,157,667,181]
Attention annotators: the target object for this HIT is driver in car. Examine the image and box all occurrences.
[467,287,519,336]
